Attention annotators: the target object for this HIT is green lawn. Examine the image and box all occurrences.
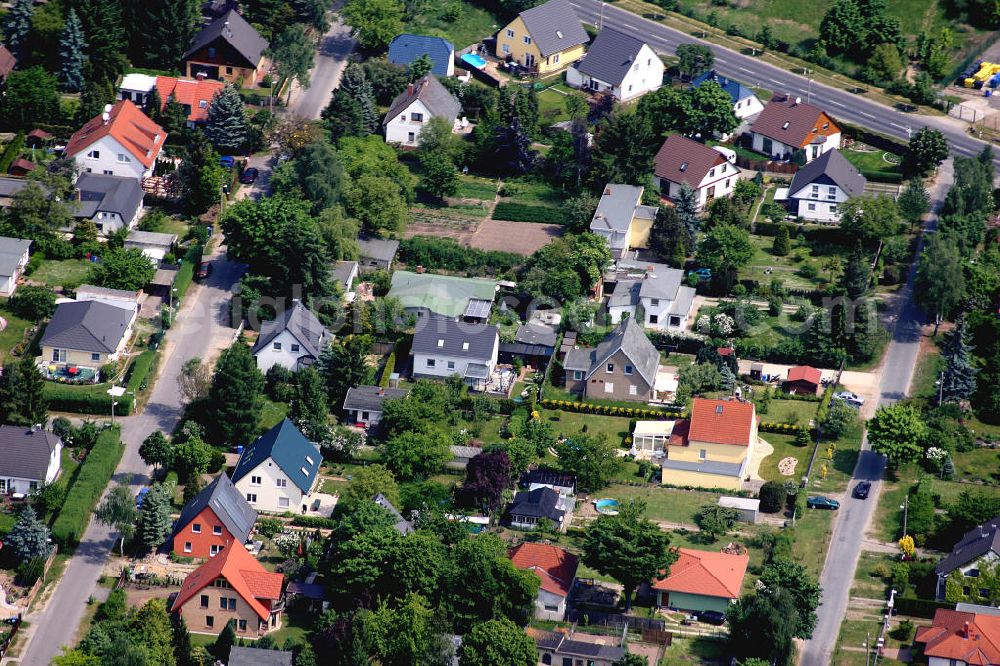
[537,84,587,125]
[759,398,819,425]
[841,147,902,175]
[258,400,288,431]
[30,259,92,289]
[403,0,500,49]
[595,484,727,525]
[455,174,498,201]
[539,409,634,445]
[790,508,835,578]
[500,177,570,208]
[659,635,729,665]
[757,431,812,484]
[737,233,849,291]
[0,305,33,364]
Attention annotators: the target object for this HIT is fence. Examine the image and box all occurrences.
[22,546,59,611]
[735,154,799,175]
[568,609,666,633]
[0,615,22,658]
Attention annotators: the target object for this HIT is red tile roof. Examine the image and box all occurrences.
[0,45,15,77]
[786,365,821,385]
[171,543,284,621]
[65,100,166,169]
[509,543,579,598]
[651,548,748,599]
[9,158,35,174]
[668,418,690,447]
[916,609,1000,665]
[749,96,840,149]
[653,134,728,189]
[155,76,225,123]
[687,398,756,447]
[717,347,733,357]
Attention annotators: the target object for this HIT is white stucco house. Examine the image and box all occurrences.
[382,74,461,147]
[251,300,329,373]
[230,419,322,514]
[509,543,579,621]
[0,425,63,495]
[64,100,166,180]
[0,236,31,296]
[607,261,697,331]
[411,318,499,390]
[786,149,867,222]
[566,27,663,102]
[75,173,145,235]
[747,95,842,163]
[653,134,740,209]
[342,385,409,427]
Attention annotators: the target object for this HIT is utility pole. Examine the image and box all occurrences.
[900,495,909,538]
[937,370,945,405]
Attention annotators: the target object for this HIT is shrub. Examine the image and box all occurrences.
[290,515,337,529]
[43,383,134,415]
[52,430,124,548]
[397,236,520,276]
[0,132,25,174]
[379,352,395,387]
[758,480,785,513]
[126,350,158,393]
[891,619,915,641]
[492,202,568,225]
[9,285,57,321]
[257,517,283,539]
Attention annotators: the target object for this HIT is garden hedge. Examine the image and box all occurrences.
[43,382,134,415]
[860,170,903,184]
[291,515,338,529]
[0,132,25,174]
[492,202,568,225]
[173,244,203,301]
[51,429,124,549]
[894,597,954,619]
[537,398,684,419]
[126,350,158,394]
[398,236,520,275]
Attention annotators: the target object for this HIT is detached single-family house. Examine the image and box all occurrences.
[251,300,328,373]
[183,9,269,86]
[357,237,399,272]
[411,318,499,389]
[228,646,293,666]
[388,34,455,77]
[507,486,568,530]
[651,548,749,613]
[342,385,409,427]
[74,173,145,234]
[374,493,414,535]
[119,73,225,126]
[935,516,1000,602]
[65,100,166,180]
[916,607,1000,666]
[383,75,461,147]
[40,300,136,369]
[661,398,758,491]
[607,262,696,332]
[787,149,866,222]
[748,95,842,163]
[0,425,63,495]
[562,318,660,402]
[509,543,579,620]
[567,27,663,101]
[496,0,589,75]
[499,321,557,370]
[125,230,177,263]
[588,184,658,259]
[653,134,741,210]
[388,270,497,321]
[692,71,764,121]
[0,236,31,296]
[172,473,257,560]
[331,260,358,294]
[171,540,284,638]
[783,365,822,395]
[231,419,323,514]
[75,285,141,313]
[533,630,626,666]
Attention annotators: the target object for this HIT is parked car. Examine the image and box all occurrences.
[807,495,840,510]
[195,261,212,280]
[833,391,865,407]
[219,156,235,169]
[239,167,259,184]
[853,481,872,499]
[135,487,150,509]
[697,610,726,625]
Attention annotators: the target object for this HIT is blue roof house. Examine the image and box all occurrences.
[231,419,322,514]
[388,34,455,77]
[691,70,764,121]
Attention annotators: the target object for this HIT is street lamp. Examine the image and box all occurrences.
[899,496,909,538]
[107,386,126,426]
[169,287,179,325]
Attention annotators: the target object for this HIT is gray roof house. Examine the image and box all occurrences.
[512,0,589,58]
[40,300,136,363]
[331,260,359,293]
[382,75,462,147]
[589,184,658,259]
[608,261,696,332]
[935,516,1000,600]
[411,318,500,388]
[534,630,626,666]
[0,425,63,493]
[0,236,31,296]
[183,9,269,73]
[228,646,293,666]
[125,229,177,255]
[357,237,399,271]
[75,173,145,235]
[251,300,328,373]
[507,486,566,529]
[172,473,257,543]
[0,177,29,207]
[374,493,414,535]
[787,149,867,222]
[562,317,661,402]
[567,27,663,101]
[343,385,409,426]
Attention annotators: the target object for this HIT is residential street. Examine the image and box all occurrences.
[285,4,356,120]
[19,247,244,666]
[799,159,954,664]
[569,0,997,167]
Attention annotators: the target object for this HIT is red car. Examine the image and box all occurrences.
[195,261,212,280]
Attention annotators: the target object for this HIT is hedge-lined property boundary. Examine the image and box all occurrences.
[52,429,124,549]
[44,382,132,415]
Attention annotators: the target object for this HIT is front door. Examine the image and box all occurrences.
[524,53,535,68]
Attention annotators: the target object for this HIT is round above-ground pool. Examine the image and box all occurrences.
[594,498,620,515]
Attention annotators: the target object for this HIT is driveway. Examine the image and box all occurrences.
[285,4,356,120]
[19,242,244,666]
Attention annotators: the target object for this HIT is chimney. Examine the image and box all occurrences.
[74,188,81,201]
[794,96,801,105]
[407,83,415,96]
[964,621,970,638]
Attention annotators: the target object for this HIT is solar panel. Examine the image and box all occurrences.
[464,298,492,319]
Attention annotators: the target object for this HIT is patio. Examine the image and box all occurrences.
[41,362,99,384]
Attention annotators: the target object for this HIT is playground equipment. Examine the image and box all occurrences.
[963,61,1000,88]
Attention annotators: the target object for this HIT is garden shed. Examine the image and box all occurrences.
[718,496,759,524]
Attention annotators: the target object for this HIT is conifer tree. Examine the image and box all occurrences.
[675,183,700,251]
[941,316,977,402]
[77,0,127,85]
[206,339,265,445]
[2,0,34,58]
[58,9,88,92]
[137,483,173,550]
[337,64,379,135]
[841,241,870,299]
[7,506,52,561]
[204,85,249,153]
[132,0,201,68]
[772,224,790,256]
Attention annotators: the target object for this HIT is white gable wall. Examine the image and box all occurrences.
[567,44,664,102]
[71,135,154,180]
[789,181,851,222]
[254,329,316,373]
[658,160,739,210]
[385,99,438,146]
[233,459,310,514]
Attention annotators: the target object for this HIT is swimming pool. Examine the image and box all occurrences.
[594,498,620,515]
[461,53,487,70]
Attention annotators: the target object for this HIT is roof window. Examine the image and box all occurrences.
[782,121,790,129]
[462,342,470,350]
[556,30,563,38]
[716,405,723,414]
[437,339,444,347]
[679,162,688,172]
[305,455,314,466]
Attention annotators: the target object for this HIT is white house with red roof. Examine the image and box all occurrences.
[65,100,166,180]
[915,606,1000,666]
[509,542,579,620]
[661,398,758,491]
[653,134,741,210]
[171,541,284,637]
[651,548,749,613]
[118,73,225,127]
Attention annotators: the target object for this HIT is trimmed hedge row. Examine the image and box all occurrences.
[492,202,568,225]
[126,350,158,393]
[43,382,133,415]
[397,236,521,275]
[860,170,903,184]
[51,429,124,549]
[0,132,25,174]
[759,421,809,434]
[173,244,203,301]
[894,597,954,619]
[291,515,338,529]
[538,398,684,419]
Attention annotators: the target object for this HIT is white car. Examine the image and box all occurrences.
[833,391,865,407]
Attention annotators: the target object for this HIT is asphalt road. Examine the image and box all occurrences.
[799,159,954,664]
[286,5,356,120]
[569,0,997,166]
[20,248,244,666]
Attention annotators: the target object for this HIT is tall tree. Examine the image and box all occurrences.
[685,80,739,137]
[675,43,714,79]
[342,0,403,49]
[675,183,700,250]
[839,195,901,244]
[2,0,34,58]
[206,339,266,445]
[176,133,225,214]
[554,433,623,492]
[868,403,926,467]
[916,233,965,325]
[649,206,688,267]
[139,431,174,472]
[758,559,822,638]
[460,451,513,512]
[581,500,675,610]
[95,481,139,555]
[137,483,173,550]
[130,0,201,68]
[317,334,373,409]
[294,139,349,214]
[204,85,249,154]
[841,241,870,299]
[588,110,654,187]
[419,149,458,200]
[492,116,537,175]
[0,67,62,129]
[698,224,754,290]
[6,505,52,561]
[0,354,49,427]
[268,23,315,102]
[906,127,949,176]
[459,618,536,666]
[76,0,127,84]
[727,589,798,665]
[897,178,930,226]
[58,8,88,92]
[941,316,977,402]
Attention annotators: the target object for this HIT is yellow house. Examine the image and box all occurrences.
[661,398,758,491]
[589,183,657,257]
[40,300,136,371]
[496,0,589,75]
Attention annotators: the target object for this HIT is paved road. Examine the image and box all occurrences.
[285,5,356,120]
[569,0,997,166]
[21,248,244,666]
[799,159,954,665]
